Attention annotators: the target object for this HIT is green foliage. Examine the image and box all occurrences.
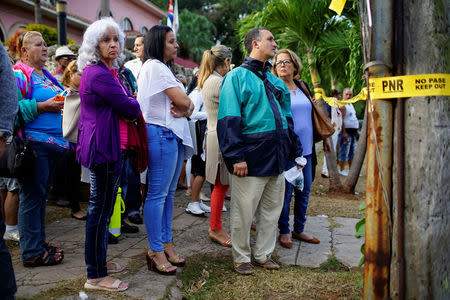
[237,0,364,93]
[25,24,75,46]
[177,9,216,63]
[356,202,366,268]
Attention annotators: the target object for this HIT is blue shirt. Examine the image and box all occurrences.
[290,88,313,156]
[25,73,69,148]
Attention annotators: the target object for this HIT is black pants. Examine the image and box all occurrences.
[0,211,16,299]
[53,150,82,213]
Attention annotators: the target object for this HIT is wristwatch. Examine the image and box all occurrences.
[0,131,11,142]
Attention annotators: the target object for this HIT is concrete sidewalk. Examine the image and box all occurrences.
[11,190,363,299]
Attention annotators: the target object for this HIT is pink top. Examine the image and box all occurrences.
[110,68,129,149]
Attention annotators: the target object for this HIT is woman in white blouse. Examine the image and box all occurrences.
[137,25,194,276]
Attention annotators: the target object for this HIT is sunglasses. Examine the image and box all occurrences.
[19,31,28,47]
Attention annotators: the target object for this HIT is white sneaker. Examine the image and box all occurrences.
[198,201,211,213]
[338,170,349,176]
[4,229,20,242]
[199,192,210,202]
[222,205,227,212]
[186,201,206,215]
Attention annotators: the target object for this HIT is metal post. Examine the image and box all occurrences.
[56,0,67,45]
[363,0,394,299]
[34,0,42,24]
[99,0,111,18]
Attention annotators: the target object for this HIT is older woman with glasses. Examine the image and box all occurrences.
[10,30,67,268]
[77,18,140,292]
[272,49,330,249]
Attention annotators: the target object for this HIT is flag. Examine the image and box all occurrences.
[329,0,347,15]
[167,0,179,36]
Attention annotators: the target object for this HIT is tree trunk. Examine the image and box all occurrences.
[389,0,449,298]
[343,105,367,193]
[306,49,343,191]
[34,0,42,24]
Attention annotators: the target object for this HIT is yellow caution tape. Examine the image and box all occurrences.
[329,0,347,15]
[314,87,368,107]
[368,74,450,99]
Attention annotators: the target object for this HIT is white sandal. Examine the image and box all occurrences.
[84,277,128,292]
[107,261,126,274]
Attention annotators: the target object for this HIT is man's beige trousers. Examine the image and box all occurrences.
[230,174,285,263]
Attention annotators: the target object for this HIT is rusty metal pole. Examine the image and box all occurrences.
[363,0,394,299]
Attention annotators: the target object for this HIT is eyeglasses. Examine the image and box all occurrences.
[275,59,292,67]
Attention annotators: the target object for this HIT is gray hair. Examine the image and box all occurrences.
[77,18,125,71]
[343,87,353,95]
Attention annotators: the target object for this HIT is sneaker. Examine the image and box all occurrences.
[121,221,139,233]
[186,202,205,216]
[198,201,211,213]
[199,192,210,202]
[338,170,349,176]
[222,205,227,212]
[3,230,19,242]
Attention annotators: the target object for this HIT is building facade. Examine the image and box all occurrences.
[0,0,165,44]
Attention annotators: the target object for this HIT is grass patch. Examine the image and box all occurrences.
[180,252,362,300]
[328,217,343,231]
[307,196,365,219]
[319,256,348,272]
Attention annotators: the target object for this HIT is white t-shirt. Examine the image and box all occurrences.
[137,59,193,159]
[343,103,359,129]
[124,58,143,80]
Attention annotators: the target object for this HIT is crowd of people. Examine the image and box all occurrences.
[0,19,360,297]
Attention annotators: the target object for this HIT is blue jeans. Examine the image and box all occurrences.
[85,162,120,279]
[278,154,313,234]
[0,213,16,299]
[18,141,67,260]
[120,152,141,217]
[338,132,357,162]
[144,124,184,252]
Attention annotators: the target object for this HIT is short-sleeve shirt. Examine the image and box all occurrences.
[25,72,69,148]
[137,59,193,158]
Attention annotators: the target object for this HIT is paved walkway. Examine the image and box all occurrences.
[11,189,363,299]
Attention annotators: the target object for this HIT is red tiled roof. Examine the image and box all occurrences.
[174,57,198,69]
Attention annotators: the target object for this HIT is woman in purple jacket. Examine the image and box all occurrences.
[77,18,140,292]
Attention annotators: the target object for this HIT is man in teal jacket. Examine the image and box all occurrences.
[217,28,303,275]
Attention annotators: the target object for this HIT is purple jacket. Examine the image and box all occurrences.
[76,61,140,172]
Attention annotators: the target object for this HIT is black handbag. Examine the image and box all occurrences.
[0,111,36,180]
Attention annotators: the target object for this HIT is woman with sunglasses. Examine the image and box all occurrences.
[272,49,331,249]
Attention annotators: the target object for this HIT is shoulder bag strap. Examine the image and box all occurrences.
[240,65,283,103]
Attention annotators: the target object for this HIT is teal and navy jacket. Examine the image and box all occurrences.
[217,57,302,176]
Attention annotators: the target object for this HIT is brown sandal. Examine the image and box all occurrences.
[146,250,176,275]
[163,242,185,267]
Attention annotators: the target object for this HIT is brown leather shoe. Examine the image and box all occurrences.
[278,235,293,248]
[253,258,280,270]
[234,262,254,275]
[292,231,320,244]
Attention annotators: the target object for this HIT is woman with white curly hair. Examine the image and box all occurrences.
[76,18,140,292]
